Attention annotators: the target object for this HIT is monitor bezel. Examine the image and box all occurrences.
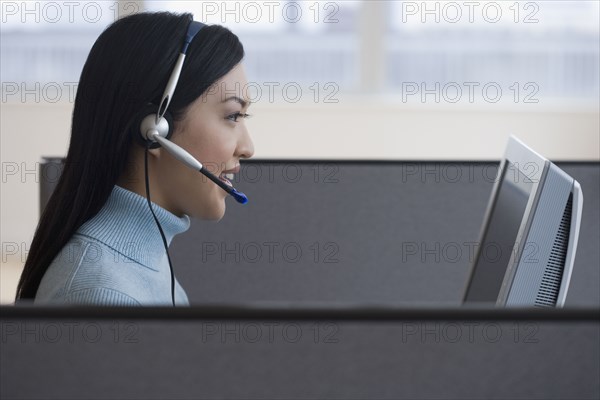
[461,135,549,306]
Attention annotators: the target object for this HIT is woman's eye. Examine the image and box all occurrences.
[226,112,251,122]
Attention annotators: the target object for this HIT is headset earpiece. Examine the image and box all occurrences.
[135,103,174,149]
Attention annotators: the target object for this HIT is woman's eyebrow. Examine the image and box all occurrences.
[222,96,250,108]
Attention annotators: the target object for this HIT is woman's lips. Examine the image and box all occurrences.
[221,165,240,174]
[218,173,234,187]
[219,165,240,187]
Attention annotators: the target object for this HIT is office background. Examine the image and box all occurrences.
[1,1,599,304]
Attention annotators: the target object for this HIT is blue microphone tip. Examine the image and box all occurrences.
[231,189,248,204]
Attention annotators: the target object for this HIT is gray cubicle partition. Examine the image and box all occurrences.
[3,160,596,399]
[38,160,600,307]
[1,307,598,399]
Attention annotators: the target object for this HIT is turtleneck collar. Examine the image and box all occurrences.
[76,185,191,271]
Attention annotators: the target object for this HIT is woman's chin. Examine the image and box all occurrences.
[197,200,226,221]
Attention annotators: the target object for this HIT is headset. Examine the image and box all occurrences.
[137,19,248,306]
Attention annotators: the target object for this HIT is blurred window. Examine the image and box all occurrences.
[2,1,598,104]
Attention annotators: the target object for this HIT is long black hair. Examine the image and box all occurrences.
[16,12,244,300]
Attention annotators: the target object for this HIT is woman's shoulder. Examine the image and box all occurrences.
[35,233,190,306]
[34,234,149,305]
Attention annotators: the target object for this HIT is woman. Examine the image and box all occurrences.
[15,11,254,306]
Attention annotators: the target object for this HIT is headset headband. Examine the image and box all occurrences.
[155,20,206,123]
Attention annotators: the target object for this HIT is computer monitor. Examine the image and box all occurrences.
[463,135,583,308]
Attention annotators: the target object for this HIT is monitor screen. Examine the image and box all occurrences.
[464,162,534,302]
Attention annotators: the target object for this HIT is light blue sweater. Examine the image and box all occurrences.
[35,185,191,306]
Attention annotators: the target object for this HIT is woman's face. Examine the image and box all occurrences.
[154,63,254,220]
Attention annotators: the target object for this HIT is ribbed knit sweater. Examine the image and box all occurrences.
[35,185,191,306]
